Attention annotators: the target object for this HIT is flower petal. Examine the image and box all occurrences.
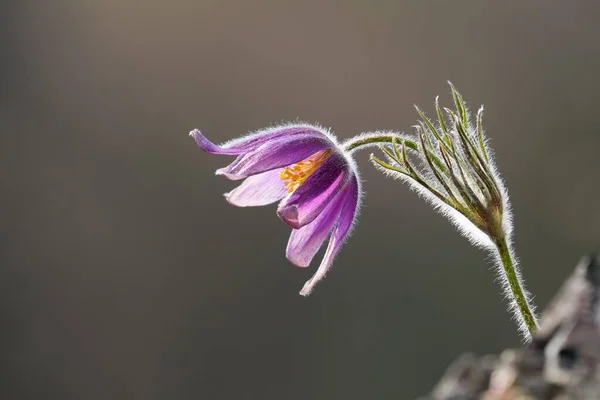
[189,125,335,156]
[277,152,348,229]
[286,188,348,267]
[299,176,360,296]
[224,169,288,207]
[216,135,333,180]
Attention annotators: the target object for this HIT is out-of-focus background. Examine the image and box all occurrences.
[1,1,599,399]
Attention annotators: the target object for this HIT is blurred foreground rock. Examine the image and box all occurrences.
[428,254,600,400]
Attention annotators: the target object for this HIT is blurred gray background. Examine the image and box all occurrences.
[1,1,599,399]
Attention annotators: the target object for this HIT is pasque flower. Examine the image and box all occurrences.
[189,84,541,341]
[190,124,361,296]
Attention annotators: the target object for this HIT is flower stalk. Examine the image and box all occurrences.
[364,83,538,339]
[343,133,418,153]
[494,235,537,334]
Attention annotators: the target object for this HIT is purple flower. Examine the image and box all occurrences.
[190,123,361,295]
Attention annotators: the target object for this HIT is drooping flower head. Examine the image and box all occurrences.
[190,124,361,295]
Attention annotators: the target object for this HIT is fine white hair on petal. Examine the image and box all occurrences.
[221,121,341,149]
[299,178,362,297]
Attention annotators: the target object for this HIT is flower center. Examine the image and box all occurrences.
[279,149,332,193]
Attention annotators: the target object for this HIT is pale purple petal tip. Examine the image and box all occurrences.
[299,176,359,296]
[190,129,243,155]
[224,170,288,207]
[278,204,300,228]
[215,167,246,181]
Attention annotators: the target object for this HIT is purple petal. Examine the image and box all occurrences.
[216,135,333,180]
[300,176,360,296]
[277,153,348,229]
[224,169,288,207]
[286,188,348,267]
[189,125,335,156]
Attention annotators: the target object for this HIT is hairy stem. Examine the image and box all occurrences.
[495,235,538,338]
[343,133,418,153]
[344,131,539,340]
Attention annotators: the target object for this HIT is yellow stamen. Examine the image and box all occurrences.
[279,149,332,193]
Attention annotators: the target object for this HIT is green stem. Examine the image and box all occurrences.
[345,132,538,339]
[495,235,538,337]
[343,134,418,153]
